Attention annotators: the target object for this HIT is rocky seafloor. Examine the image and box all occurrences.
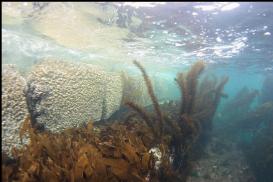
[187,133,256,182]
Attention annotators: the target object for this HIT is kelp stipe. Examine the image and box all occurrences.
[132,60,164,139]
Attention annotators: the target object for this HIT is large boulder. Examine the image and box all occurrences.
[2,65,29,156]
[26,59,123,133]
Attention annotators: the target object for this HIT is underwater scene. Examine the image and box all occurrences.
[1,2,273,182]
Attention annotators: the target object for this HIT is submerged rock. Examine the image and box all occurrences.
[2,64,29,156]
[26,59,123,133]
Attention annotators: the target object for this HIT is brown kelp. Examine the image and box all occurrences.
[176,61,205,115]
[172,62,228,177]
[187,73,229,155]
[132,61,164,138]
[125,60,228,181]
[2,115,157,182]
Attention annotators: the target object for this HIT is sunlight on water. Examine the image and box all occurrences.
[2,2,273,73]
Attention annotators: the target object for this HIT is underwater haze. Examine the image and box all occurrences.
[2,2,273,182]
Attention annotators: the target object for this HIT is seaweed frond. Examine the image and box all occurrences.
[193,75,229,124]
[132,60,164,137]
[176,61,205,115]
[186,61,205,114]
[3,116,156,182]
[175,73,188,115]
